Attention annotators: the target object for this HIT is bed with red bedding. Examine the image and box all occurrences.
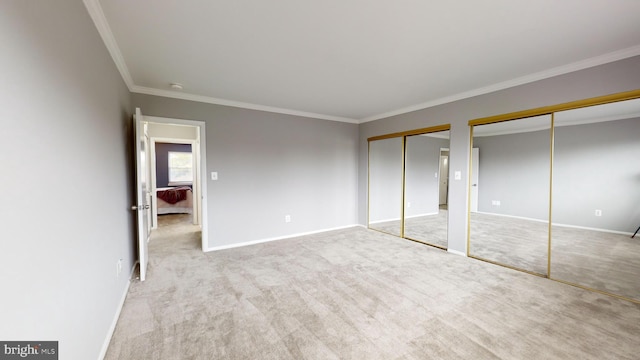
[156,186,193,214]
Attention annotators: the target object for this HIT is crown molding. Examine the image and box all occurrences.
[84,0,640,126]
[84,1,357,123]
[360,44,640,123]
[131,86,359,123]
[83,0,134,89]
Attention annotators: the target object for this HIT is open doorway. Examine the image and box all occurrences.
[438,148,449,210]
[150,138,197,228]
[144,116,208,252]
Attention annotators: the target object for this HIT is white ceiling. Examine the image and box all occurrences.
[86,0,640,123]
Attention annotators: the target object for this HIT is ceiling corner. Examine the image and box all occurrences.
[83,0,135,90]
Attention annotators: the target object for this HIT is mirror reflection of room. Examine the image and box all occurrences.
[404,131,450,248]
[551,98,640,301]
[368,137,403,237]
[468,115,551,275]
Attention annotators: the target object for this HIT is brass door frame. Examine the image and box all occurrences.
[368,124,451,249]
[466,88,640,303]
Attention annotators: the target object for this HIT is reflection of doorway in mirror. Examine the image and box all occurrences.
[438,149,449,208]
[470,147,479,212]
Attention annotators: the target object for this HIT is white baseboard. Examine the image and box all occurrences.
[98,262,136,360]
[205,224,361,252]
[551,222,633,236]
[369,211,440,224]
[447,248,467,257]
[405,211,439,219]
[476,211,548,223]
[369,217,401,225]
[476,211,633,235]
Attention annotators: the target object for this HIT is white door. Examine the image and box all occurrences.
[439,154,449,205]
[133,108,151,281]
[470,147,479,212]
[193,136,202,225]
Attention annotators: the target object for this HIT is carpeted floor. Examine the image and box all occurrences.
[369,210,448,248]
[105,214,640,359]
[468,212,640,301]
[550,225,640,300]
[469,212,549,275]
[371,212,640,301]
[404,211,448,248]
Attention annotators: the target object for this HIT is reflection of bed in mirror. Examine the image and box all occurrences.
[156,186,193,214]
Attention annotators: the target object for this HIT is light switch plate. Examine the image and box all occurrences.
[211,172,218,180]
[454,171,462,180]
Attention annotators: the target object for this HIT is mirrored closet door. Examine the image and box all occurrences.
[551,97,640,301]
[404,131,450,248]
[468,115,552,276]
[368,125,451,249]
[368,137,404,237]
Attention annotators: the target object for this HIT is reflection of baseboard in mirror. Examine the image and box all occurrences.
[468,114,552,276]
[403,210,448,249]
[368,137,403,238]
[551,100,640,303]
[467,89,640,304]
[404,128,450,249]
[368,124,451,250]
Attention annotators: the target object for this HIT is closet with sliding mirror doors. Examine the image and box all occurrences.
[551,97,640,302]
[468,115,552,276]
[368,137,403,237]
[467,89,640,303]
[368,125,451,249]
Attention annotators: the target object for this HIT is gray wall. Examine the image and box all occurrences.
[368,137,403,222]
[405,136,450,217]
[368,135,449,223]
[155,142,192,188]
[469,118,640,232]
[473,129,550,221]
[359,55,640,254]
[0,1,135,359]
[554,118,640,232]
[131,94,359,249]
[3,1,640,356]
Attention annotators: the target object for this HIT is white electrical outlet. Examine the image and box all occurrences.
[492,200,501,206]
[116,259,123,277]
[407,202,411,208]
[285,215,291,223]
[595,209,602,217]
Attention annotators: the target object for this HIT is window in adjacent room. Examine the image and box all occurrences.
[168,151,193,185]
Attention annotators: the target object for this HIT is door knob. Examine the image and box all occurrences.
[131,205,138,211]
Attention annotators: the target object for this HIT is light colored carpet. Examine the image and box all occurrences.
[551,225,640,301]
[106,214,640,359]
[404,210,448,248]
[469,213,549,275]
[469,213,640,301]
[369,210,448,248]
